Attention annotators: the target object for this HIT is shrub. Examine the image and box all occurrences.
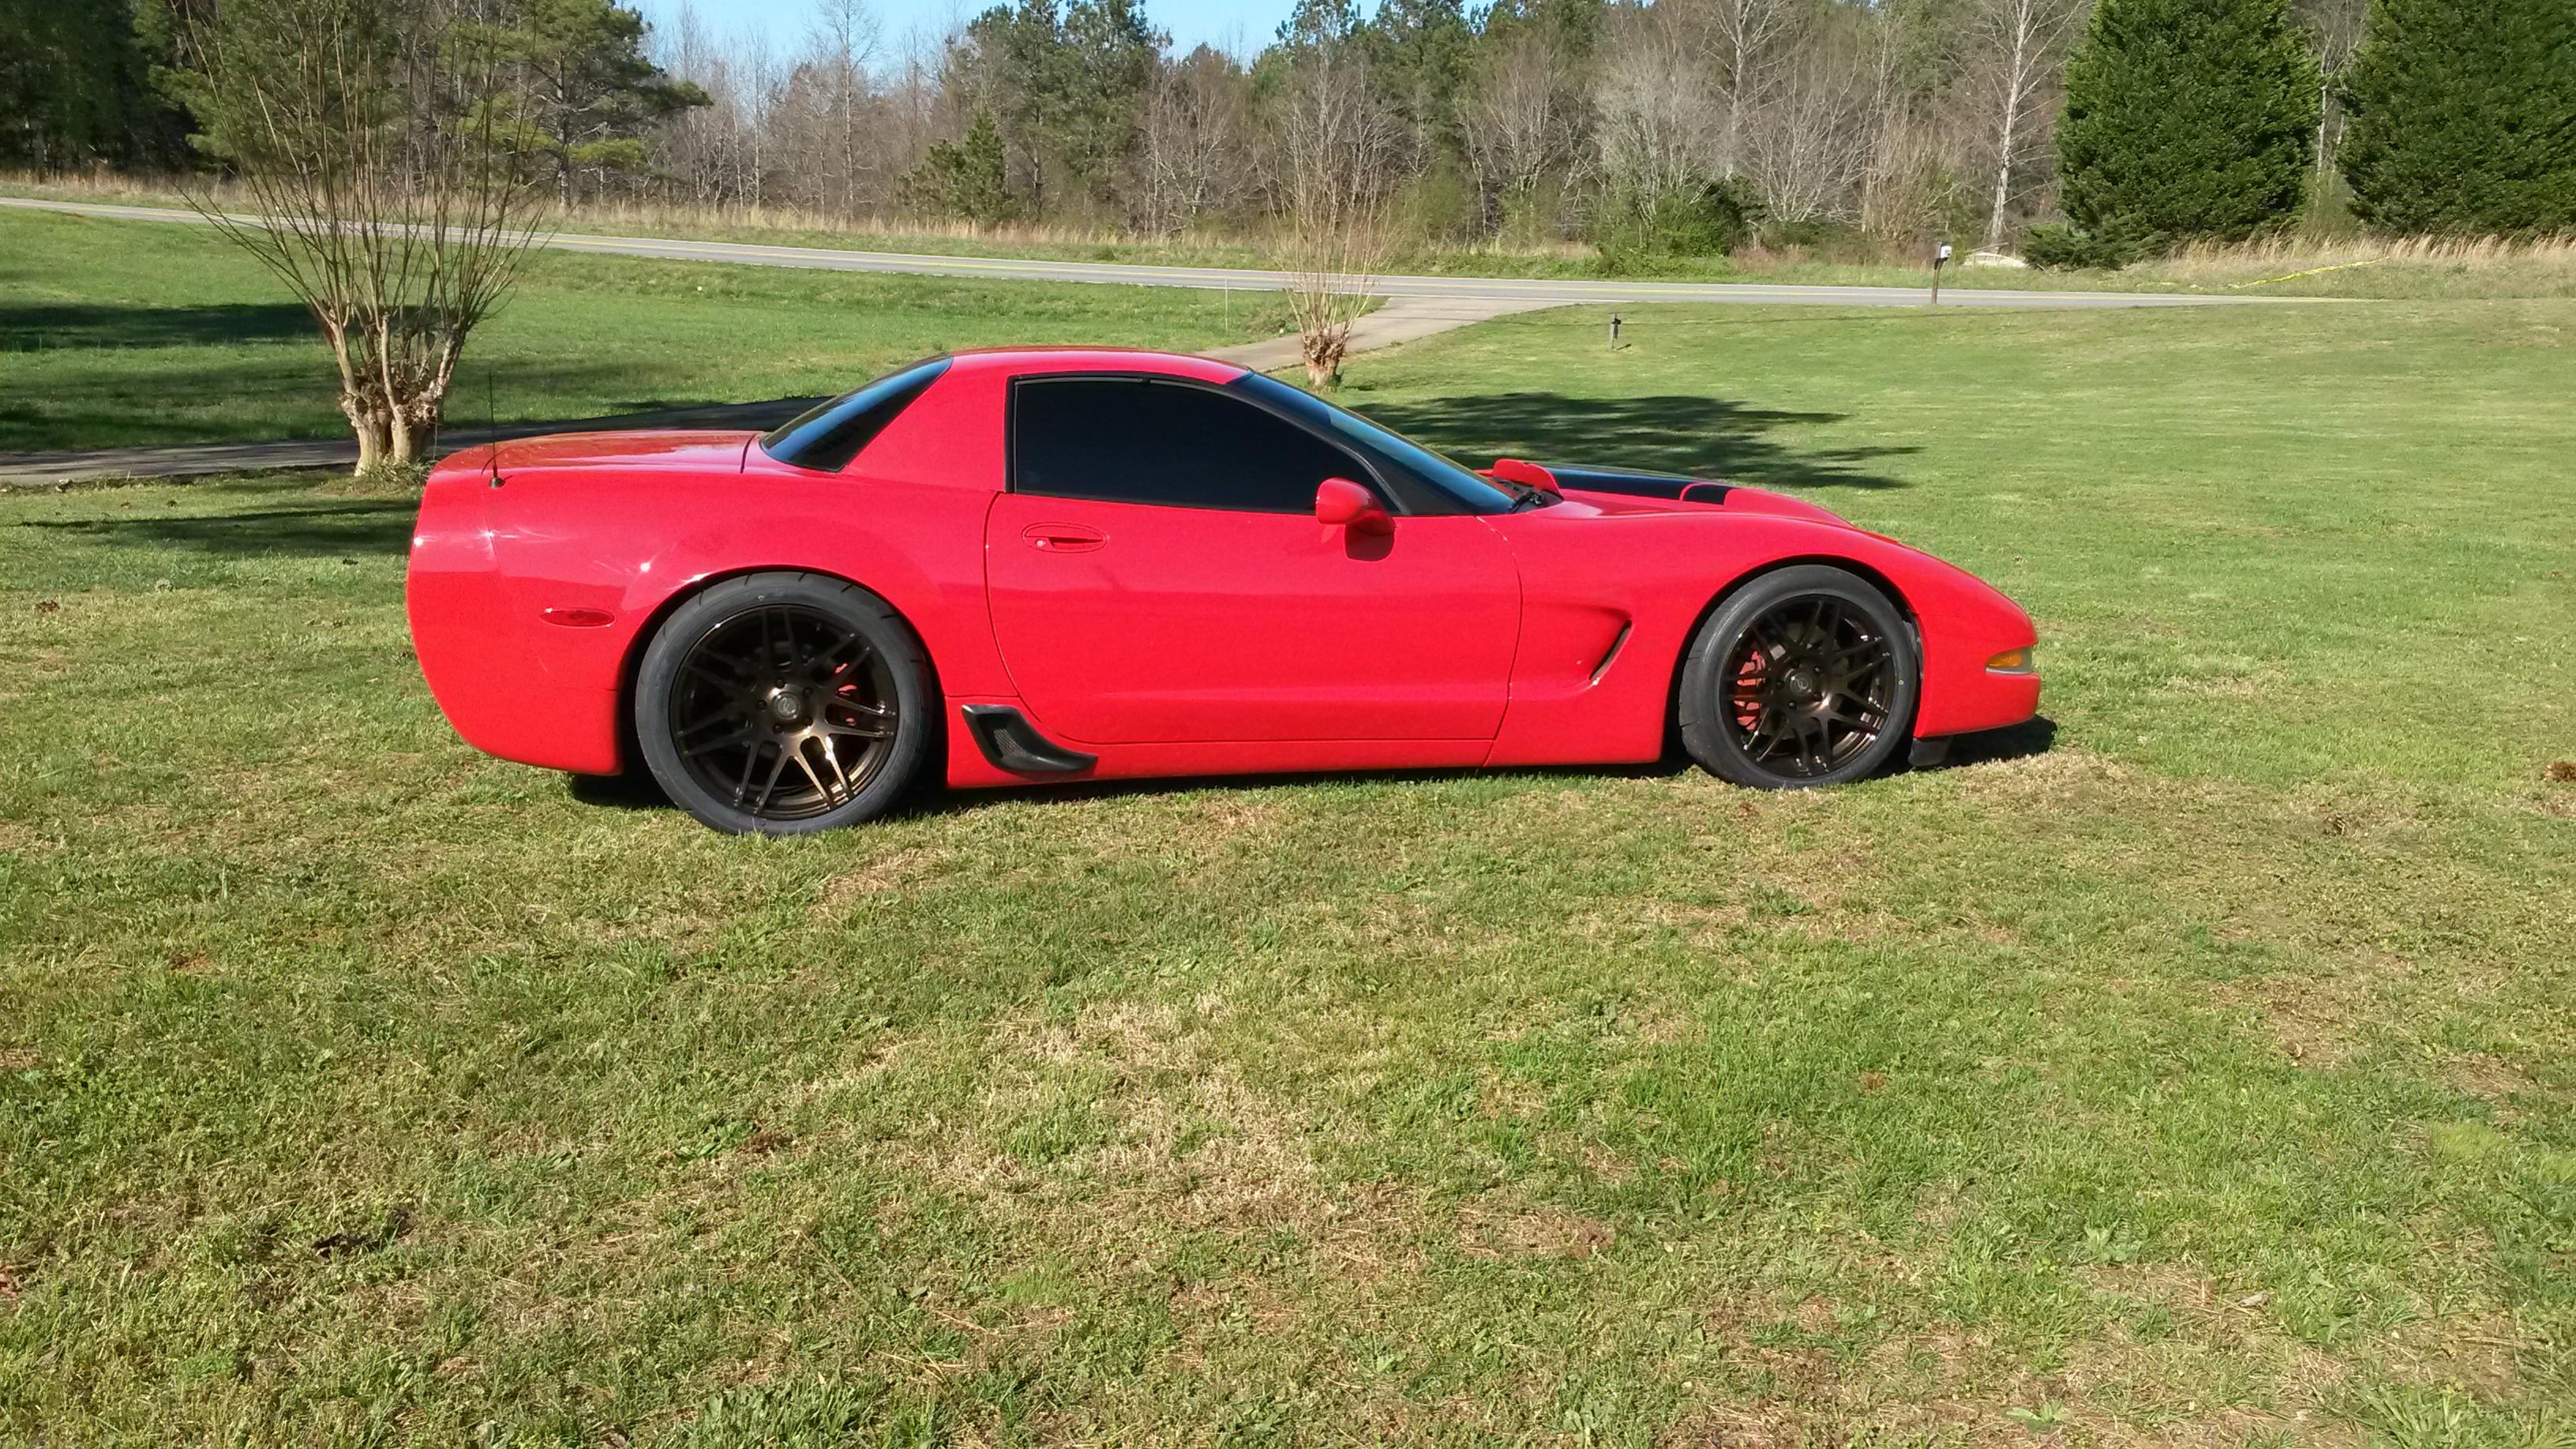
[2058,0,2321,242]
[1393,161,1483,247]
[1590,176,1764,272]
[1757,217,1860,250]
[2020,222,2165,269]
[2338,0,2576,235]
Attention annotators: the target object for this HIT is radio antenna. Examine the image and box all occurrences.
[486,364,503,486]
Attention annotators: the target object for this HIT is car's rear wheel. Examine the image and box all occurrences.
[1678,565,1918,790]
[634,572,933,834]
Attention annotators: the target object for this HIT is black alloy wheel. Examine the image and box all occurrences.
[1678,565,1919,789]
[634,572,932,834]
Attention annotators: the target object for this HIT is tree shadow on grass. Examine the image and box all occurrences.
[17,498,418,557]
[0,303,316,352]
[0,328,823,452]
[1354,392,1917,491]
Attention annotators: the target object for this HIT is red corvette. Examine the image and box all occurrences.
[407,347,2039,834]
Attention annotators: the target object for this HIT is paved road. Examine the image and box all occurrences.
[2,195,2282,310]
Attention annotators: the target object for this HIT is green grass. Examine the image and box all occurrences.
[4,296,2574,1443]
[0,208,1293,454]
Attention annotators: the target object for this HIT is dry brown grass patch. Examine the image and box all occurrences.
[1455,1192,1614,1259]
[866,1003,1436,1286]
[819,845,952,907]
[1947,745,2133,805]
[2207,963,2397,1069]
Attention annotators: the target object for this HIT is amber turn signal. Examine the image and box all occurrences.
[1985,647,2037,674]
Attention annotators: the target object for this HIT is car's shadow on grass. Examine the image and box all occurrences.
[1944,715,2057,768]
[1353,392,1919,491]
[567,719,2061,824]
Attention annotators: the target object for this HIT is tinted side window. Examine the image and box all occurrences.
[761,356,951,472]
[1012,377,1375,514]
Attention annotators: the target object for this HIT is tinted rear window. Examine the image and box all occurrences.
[760,356,951,472]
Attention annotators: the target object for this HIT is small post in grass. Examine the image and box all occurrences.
[1609,313,1622,350]
[1931,240,1952,306]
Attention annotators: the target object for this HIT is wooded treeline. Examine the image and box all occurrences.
[646,0,2289,254]
[8,0,2571,257]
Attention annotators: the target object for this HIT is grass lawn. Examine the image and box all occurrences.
[0,208,1292,454]
[3,297,2574,1444]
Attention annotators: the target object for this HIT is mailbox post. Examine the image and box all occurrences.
[1932,241,1953,306]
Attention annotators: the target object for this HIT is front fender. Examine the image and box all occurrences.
[1480,507,2038,764]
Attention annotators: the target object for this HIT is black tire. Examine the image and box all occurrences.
[634,572,934,835]
[1678,565,1919,790]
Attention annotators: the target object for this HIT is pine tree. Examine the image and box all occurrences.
[2057,0,2323,244]
[899,112,1018,227]
[488,0,710,204]
[0,0,190,171]
[2338,0,2576,235]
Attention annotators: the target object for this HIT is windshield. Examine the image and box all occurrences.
[1230,373,1519,514]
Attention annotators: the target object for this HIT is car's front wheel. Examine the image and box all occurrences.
[1678,565,1919,789]
[634,572,934,834]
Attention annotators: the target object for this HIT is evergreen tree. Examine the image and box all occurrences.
[2338,0,2576,235]
[484,0,708,203]
[1360,0,1473,156]
[899,111,1018,226]
[962,0,1158,216]
[2057,0,2323,243]
[0,0,190,171]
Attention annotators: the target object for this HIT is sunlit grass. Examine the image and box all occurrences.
[2,291,2572,1443]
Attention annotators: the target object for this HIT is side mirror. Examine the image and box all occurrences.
[1490,457,1559,494]
[1315,476,1392,535]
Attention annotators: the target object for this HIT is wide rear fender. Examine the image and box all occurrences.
[408,468,1002,775]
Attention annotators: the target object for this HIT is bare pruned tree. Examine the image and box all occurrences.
[1273,41,1400,386]
[1970,0,2088,250]
[179,0,551,475]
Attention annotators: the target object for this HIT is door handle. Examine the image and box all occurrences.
[1021,523,1106,554]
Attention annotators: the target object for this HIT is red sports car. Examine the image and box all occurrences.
[407,348,2039,834]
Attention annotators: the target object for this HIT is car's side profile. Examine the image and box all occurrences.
[407,347,2039,834]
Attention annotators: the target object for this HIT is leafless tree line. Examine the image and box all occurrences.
[630,0,2387,255]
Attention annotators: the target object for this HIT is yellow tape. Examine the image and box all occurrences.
[2226,257,2390,289]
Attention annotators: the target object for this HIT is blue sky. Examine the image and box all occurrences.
[634,0,1304,62]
